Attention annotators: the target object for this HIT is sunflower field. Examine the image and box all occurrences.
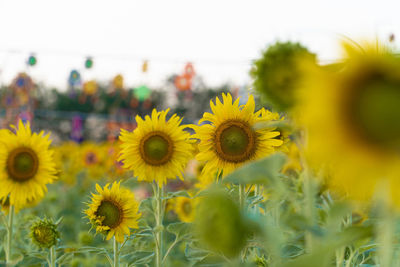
[1,39,400,267]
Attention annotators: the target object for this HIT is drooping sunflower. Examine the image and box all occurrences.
[119,109,194,186]
[0,121,57,210]
[195,93,283,178]
[85,181,141,243]
[174,196,197,223]
[298,41,400,205]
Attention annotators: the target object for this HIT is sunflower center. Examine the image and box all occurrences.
[182,200,192,215]
[215,120,256,163]
[85,152,98,165]
[348,73,400,149]
[140,131,173,165]
[96,200,123,228]
[7,147,39,182]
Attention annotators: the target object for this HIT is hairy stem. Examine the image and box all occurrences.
[113,236,119,267]
[50,246,56,267]
[6,205,14,266]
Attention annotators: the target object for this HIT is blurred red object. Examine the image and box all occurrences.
[184,62,195,77]
[175,74,192,91]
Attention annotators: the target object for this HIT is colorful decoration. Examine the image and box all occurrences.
[175,74,192,91]
[142,60,148,73]
[133,85,151,101]
[68,70,82,87]
[11,73,34,92]
[85,57,94,69]
[27,54,37,66]
[184,62,195,77]
[83,80,98,96]
[71,115,83,143]
[112,74,124,90]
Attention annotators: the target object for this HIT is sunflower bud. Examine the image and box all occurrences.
[251,41,316,112]
[194,188,248,258]
[30,218,60,249]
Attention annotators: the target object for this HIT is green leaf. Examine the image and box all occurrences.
[122,251,154,265]
[185,242,210,263]
[167,222,193,238]
[224,153,287,185]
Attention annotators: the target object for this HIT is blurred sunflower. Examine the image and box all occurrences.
[79,142,107,180]
[195,93,283,178]
[298,41,400,205]
[251,41,316,111]
[105,142,127,179]
[119,109,194,186]
[174,196,197,223]
[0,121,56,210]
[53,142,79,185]
[85,181,141,243]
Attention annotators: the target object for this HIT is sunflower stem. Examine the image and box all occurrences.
[113,236,119,267]
[303,171,315,253]
[153,183,164,267]
[5,205,14,266]
[239,184,246,210]
[50,246,56,267]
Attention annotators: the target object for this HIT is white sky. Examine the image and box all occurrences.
[0,0,398,90]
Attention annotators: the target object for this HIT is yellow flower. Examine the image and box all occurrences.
[0,121,56,210]
[53,142,79,185]
[85,181,141,243]
[195,93,283,178]
[174,196,197,223]
[78,142,107,180]
[119,109,194,186]
[298,41,400,205]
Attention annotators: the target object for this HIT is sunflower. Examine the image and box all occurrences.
[119,109,194,186]
[78,142,107,180]
[195,93,283,178]
[174,196,197,223]
[53,142,79,185]
[0,121,56,210]
[85,181,141,243]
[298,41,400,205]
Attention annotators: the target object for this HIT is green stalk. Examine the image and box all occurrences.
[377,203,394,267]
[153,183,164,267]
[113,236,119,267]
[50,246,56,267]
[6,205,14,266]
[239,184,246,210]
[303,171,315,253]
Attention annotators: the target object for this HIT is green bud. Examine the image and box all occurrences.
[30,218,60,249]
[194,188,248,258]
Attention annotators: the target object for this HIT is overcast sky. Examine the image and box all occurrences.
[0,0,398,90]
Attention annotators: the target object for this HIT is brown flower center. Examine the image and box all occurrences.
[7,147,39,182]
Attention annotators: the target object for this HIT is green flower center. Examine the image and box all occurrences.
[215,120,256,163]
[7,147,39,182]
[346,71,400,149]
[140,131,173,166]
[96,200,122,228]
